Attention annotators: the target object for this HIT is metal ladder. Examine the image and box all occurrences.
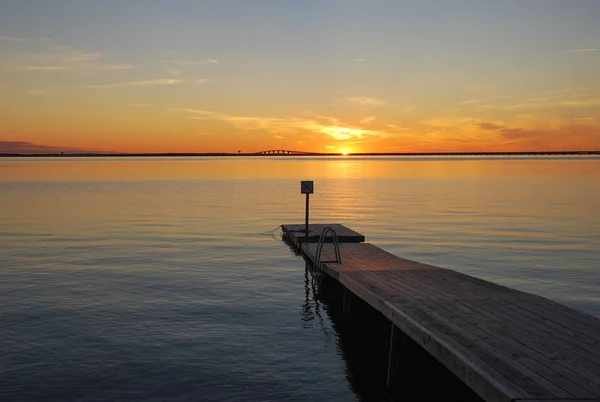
[314,226,342,274]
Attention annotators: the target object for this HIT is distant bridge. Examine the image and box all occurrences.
[254,149,317,155]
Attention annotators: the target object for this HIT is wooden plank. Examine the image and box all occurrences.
[399,267,600,369]
[492,299,600,358]
[352,270,571,399]
[377,268,600,397]
[292,239,600,402]
[497,296,600,343]
[386,289,597,398]
[467,300,600,377]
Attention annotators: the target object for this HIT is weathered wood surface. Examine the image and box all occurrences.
[281,223,365,246]
[302,242,600,402]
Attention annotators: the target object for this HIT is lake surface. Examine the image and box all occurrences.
[1,156,599,401]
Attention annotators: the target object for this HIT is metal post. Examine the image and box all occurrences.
[305,193,309,244]
[300,180,313,246]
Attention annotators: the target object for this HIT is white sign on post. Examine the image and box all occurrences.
[301,181,314,194]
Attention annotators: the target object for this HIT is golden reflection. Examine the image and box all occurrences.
[1,156,598,182]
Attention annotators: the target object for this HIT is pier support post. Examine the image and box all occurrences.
[386,323,408,390]
[387,324,396,387]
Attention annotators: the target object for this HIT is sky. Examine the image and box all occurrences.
[1,0,599,154]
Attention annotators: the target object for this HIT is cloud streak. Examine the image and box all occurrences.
[474,120,600,149]
[0,37,134,73]
[23,65,66,71]
[96,64,134,71]
[566,48,597,52]
[85,78,182,88]
[360,116,376,124]
[462,89,600,112]
[0,36,29,42]
[160,59,219,65]
[85,78,207,89]
[349,97,386,106]
[478,122,504,131]
[169,108,390,143]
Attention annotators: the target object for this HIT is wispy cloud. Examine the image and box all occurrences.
[319,126,371,141]
[0,36,28,42]
[62,51,102,62]
[85,78,207,89]
[385,124,409,131]
[169,108,390,143]
[458,100,481,106]
[498,125,600,150]
[360,116,376,124]
[466,89,600,112]
[349,97,386,106]
[0,37,134,73]
[127,104,152,107]
[274,135,285,139]
[27,89,47,95]
[560,99,600,107]
[85,78,182,88]
[423,117,476,128]
[473,120,600,150]
[160,59,219,65]
[96,64,134,71]
[478,122,504,131]
[566,48,597,52]
[23,65,66,71]
[353,58,365,61]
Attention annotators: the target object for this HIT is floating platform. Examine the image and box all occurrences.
[281,223,365,247]
[283,224,600,402]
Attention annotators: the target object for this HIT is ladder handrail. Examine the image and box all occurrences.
[314,226,342,272]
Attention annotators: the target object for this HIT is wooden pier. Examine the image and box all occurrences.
[282,223,365,246]
[282,224,600,402]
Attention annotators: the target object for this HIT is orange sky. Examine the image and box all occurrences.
[1,1,600,154]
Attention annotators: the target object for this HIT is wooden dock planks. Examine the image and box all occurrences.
[281,223,365,247]
[286,224,600,402]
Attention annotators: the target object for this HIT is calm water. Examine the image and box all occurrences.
[1,156,599,401]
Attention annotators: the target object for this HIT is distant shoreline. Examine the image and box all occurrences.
[1,151,599,157]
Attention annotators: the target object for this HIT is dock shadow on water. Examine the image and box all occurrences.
[301,260,483,402]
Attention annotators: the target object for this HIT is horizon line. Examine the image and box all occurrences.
[1,150,599,157]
